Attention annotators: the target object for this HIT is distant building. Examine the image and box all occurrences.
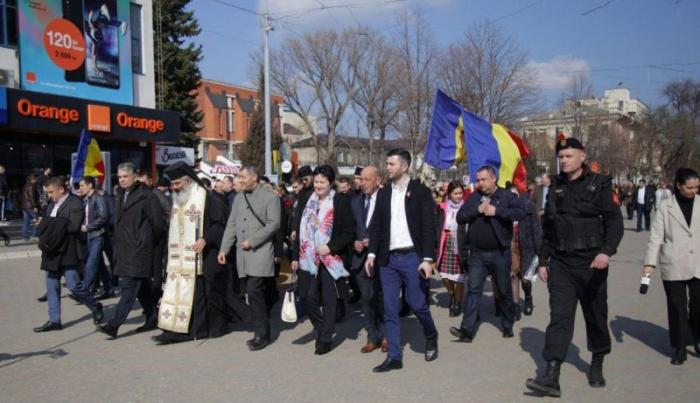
[195,79,284,163]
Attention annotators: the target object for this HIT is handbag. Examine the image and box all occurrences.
[281,273,298,323]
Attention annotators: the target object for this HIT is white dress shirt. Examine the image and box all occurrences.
[389,179,413,251]
[365,190,378,228]
[50,193,70,217]
[637,186,646,205]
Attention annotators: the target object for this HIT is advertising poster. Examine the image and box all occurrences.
[18,0,134,105]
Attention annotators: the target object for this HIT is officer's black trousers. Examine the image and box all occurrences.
[543,260,611,362]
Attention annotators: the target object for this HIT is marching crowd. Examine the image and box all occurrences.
[13,137,700,398]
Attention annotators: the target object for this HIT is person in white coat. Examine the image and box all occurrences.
[643,167,700,365]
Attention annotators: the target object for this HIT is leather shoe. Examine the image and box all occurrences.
[315,341,333,355]
[151,333,173,345]
[135,316,158,333]
[33,321,62,332]
[449,326,473,342]
[671,348,687,365]
[361,341,380,353]
[92,303,104,325]
[523,296,534,316]
[372,358,403,373]
[37,294,48,303]
[96,324,118,339]
[380,337,388,352]
[96,290,115,300]
[247,337,269,351]
[425,333,438,361]
[695,341,700,355]
[502,327,514,338]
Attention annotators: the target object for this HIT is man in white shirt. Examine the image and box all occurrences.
[366,149,438,372]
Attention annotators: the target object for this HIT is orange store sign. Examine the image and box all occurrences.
[16,98,79,124]
[116,112,165,133]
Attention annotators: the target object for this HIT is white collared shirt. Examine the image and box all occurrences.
[637,186,646,204]
[389,179,413,251]
[50,193,70,217]
[365,190,378,228]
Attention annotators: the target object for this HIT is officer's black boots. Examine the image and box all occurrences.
[526,360,561,398]
[588,353,606,387]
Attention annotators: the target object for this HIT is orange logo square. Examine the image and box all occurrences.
[87,104,111,132]
[26,72,36,83]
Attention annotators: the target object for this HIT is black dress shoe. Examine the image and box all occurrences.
[523,296,534,316]
[3,236,10,246]
[33,321,62,332]
[502,327,514,338]
[695,341,700,355]
[135,316,158,333]
[37,294,48,302]
[671,349,687,365]
[92,303,104,325]
[96,290,115,300]
[372,358,403,373]
[96,324,118,338]
[449,326,473,342]
[315,341,333,355]
[151,333,173,345]
[425,333,438,361]
[247,337,269,351]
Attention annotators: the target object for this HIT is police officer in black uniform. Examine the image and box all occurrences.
[525,138,624,398]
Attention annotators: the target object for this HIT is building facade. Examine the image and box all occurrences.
[195,79,283,163]
[0,0,179,208]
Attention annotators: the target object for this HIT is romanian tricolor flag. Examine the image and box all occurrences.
[425,89,528,189]
[71,129,105,185]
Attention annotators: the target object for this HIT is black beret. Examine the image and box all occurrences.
[556,137,585,152]
[156,177,171,187]
[298,165,313,177]
[354,166,364,176]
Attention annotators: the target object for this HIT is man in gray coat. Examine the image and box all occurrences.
[218,165,280,351]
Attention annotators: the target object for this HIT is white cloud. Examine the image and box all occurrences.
[529,56,590,90]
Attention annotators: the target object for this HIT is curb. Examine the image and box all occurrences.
[0,250,42,261]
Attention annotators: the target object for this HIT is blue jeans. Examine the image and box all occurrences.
[380,251,437,360]
[84,235,111,293]
[46,266,99,324]
[636,204,650,231]
[460,249,516,333]
[22,209,37,239]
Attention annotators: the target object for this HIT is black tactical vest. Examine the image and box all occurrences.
[547,173,606,252]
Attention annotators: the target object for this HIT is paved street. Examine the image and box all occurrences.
[0,219,698,403]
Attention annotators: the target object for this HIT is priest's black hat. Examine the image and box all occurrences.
[556,137,585,153]
[164,161,204,187]
[354,166,364,176]
[298,165,313,178]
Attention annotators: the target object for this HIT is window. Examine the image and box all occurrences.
[226,96,235,134]
[0,0,18,48]
[130,3,143,74]
[618,100,624,111]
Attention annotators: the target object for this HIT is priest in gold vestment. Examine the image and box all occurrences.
[152,162,247,344]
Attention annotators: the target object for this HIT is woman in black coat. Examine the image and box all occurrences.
[292,165,355,355]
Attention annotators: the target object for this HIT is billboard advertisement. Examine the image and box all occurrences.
[18,0,133,105]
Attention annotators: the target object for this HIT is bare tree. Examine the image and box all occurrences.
[560,71,594,140]
[436,22,540,125]
[345,28,400,167]
[392,8,437,174]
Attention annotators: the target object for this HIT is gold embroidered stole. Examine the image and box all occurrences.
[158,185,206,333]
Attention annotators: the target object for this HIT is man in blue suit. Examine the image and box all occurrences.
[366,149,438,372]
[350,166,386,354]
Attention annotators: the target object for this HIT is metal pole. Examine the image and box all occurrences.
[263,9,273,177]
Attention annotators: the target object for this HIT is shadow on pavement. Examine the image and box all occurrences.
[519,327,588,374]
[0,331,96,369]
[610,315,669,357]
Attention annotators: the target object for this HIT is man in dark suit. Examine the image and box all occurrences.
[532,174,552,219]
[633,179,655,232]
[34,177,103,332]
[366,149,438,372]
[351,166,385,354]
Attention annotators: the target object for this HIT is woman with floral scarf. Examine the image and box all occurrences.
[436,181,470,317]
[292,165,355,355]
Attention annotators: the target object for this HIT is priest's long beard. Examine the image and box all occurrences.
[173,182,195,207]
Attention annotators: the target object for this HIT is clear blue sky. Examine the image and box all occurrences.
[191,0,700,108]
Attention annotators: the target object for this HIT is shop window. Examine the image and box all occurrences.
[0,0,18,48]
[130,3,143,74]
